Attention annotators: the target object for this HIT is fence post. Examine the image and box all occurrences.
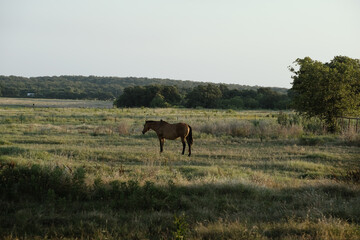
[340,117,344,130]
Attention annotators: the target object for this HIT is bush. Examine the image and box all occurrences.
[277,112,301,127]
[256,120,280,141]
[195,119,303,139]
[117,122,130,135]
[340,128,360,146]
[195,120,254,137]
[229,120,254,137]
[277,112,289,126]
[301,118,324,134]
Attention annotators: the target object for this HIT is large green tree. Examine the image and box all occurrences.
[114,85,182,108]
[289,56,360,132]
[185,84,222,108]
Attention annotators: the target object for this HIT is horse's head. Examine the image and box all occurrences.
[142,121,150,134]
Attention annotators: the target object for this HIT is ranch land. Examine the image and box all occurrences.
[0,98,359,239]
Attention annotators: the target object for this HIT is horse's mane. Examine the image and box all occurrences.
[145,120,169,124]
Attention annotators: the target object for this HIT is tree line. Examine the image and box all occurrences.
[114,84,291,110]
[0,75,289,109]
[0,75,287,101]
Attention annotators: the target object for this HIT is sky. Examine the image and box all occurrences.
[0,0,359,88]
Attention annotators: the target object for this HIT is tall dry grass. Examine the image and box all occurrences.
[194,119,303,139]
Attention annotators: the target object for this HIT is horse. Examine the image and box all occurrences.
[142,120,193,156]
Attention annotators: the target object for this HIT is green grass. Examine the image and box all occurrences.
[0,102,359,239]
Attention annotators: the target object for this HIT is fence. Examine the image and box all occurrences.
[338,116,360,133]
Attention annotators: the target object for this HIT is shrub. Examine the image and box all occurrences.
[301,117,325,134]
[227,120,252,137]
[256,120,280,141]
[195,120,254,137]
[91,126,113,136]
[277,112,289,126]
[196,119,303,139]
[340,128,360,146]
[117,122,130,135]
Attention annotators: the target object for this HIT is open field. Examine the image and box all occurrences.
[0,100,359,239]
[0,97,113,108]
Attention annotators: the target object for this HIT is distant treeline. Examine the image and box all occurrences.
[115,84,291,110]
[0,75,287,99]
[0,75,290,109]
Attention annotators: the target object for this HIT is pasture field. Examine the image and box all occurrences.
[0,100,359,239]
[0,97,113,109]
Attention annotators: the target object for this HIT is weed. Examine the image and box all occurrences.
[173,213,189,240]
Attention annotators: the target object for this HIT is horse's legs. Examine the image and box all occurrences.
[181,137,186,155]
[159,138,165,153]
[186,138,192,157]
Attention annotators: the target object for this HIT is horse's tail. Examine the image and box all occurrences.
[187,125,193,145]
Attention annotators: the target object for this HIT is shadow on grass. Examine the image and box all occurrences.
[0,163,359,239]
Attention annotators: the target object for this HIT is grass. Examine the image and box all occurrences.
[0,98,359,239]
[0,97,113,108]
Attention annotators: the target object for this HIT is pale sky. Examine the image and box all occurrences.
[1,0,359,88]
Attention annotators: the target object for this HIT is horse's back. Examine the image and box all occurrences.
[162,122,189,140]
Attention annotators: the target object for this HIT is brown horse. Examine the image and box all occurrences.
[142,120,193,156]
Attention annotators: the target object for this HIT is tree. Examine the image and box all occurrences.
[114,86,147,107]
[160,86,182,105]
[257,87,289,109]
[218,96,244,109]
[185,84,222,108]
[114,85,183,108]
[289,56,360,132]
[150,93,169,108]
